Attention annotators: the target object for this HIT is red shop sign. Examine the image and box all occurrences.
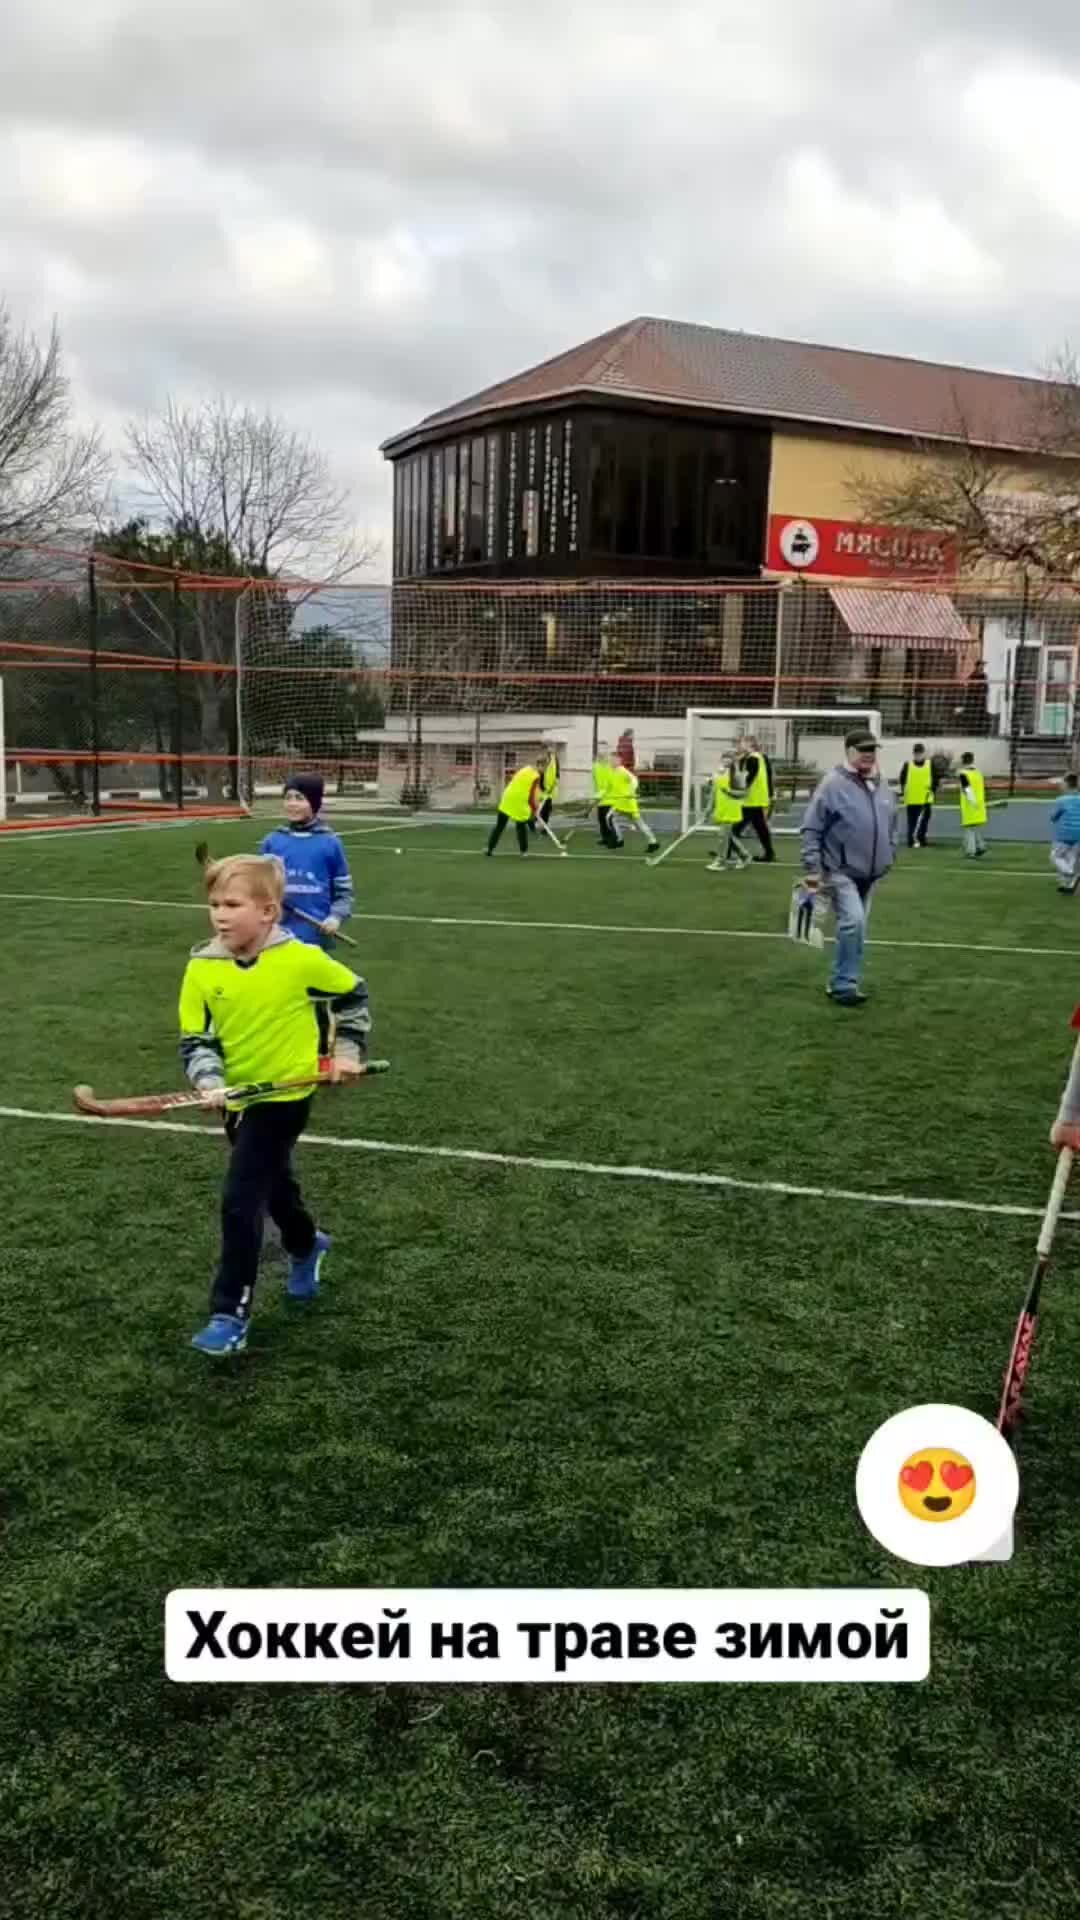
[766,515,957,579]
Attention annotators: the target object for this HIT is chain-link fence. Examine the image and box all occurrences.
[3,561,1078,818]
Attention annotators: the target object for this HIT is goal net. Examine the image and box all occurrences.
[681,708,883,834]
[235,582,389,809]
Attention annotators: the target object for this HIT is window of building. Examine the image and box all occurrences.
[615,434,644,555]
[403,459,414,575]
[457,442,470,562]
[704,437,740,562]
[468,436,486,562]
[442,446,457,565]
[670,446,700,560]
[411,457,422,575]
[418,454,430,573]
[455,746,473,766]
[393,467,403,575]
[589,430,617,555]
[523,488,540,558]
[392,746,409,766]
[643,431,667,556]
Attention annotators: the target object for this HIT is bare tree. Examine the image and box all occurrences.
[104,398,380,798]
[848,363,1080,581]
[0,304,110,563]
[125,396,378,583]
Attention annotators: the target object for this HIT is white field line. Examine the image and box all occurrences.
[0,890,1077,960]
[0,820,1057,877]
[334,818,448,841]
[0,1102,1074,1225]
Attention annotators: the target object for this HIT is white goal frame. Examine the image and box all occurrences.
[680,707,883,833]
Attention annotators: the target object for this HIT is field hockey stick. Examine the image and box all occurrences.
[194,842,359,948]
[646,801,711,869]
[534,810,568,855]
[73,1061,391,1119]
[995,1010,1080,1438]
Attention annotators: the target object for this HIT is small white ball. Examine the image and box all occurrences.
[560,850,569,859]
[395,847,403,854]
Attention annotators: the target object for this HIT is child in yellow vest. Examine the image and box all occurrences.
[706,755,752,871]
[591,742,617,847]
[607,754,659,853]
[486,762,540,855]
[957,752,989,859]
[899,743,936,848]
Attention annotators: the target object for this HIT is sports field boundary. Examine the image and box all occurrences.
[0,1101,1075,1224]
[1,889,1078,961]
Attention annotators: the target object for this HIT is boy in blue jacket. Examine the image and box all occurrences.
[259,773,354,1066]
[1050,774,1080,893]
[259,773,354,945]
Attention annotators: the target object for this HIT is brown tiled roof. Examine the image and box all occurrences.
[830,586,973,648]
[381,316,1057,456]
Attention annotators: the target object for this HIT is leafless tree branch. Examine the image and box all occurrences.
[0,304,111,567]
[849,362,1080,582]
[124,396,379,586]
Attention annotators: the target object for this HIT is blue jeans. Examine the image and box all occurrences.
[825,873,874,997]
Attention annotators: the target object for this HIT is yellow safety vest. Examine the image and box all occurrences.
[904,761,934,806]
[712,770,743,825]
[608,765,640,815]
[959,766,987,827]
[499,764,539,822]
[742,755,771,809]
[541,757,559,800]
[592,760,610,802]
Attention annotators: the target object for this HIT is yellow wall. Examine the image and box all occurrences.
[767,428,1058,586]
[768,430,920,521]
[769,427,1058,514]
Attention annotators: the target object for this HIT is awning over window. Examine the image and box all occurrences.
[829,587,971,651]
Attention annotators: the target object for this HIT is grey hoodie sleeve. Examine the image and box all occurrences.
[799,776,832,872]
[329,837,354,923]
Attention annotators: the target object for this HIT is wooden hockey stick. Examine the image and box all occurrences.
[194,841,359,947]
[73,1060,390,1119]
[534,811,569,855]
[995,1008,1080,1440]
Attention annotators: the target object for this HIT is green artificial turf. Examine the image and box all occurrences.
[2,818,1080,1919]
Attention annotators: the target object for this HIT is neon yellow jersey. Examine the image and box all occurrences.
[592,760,611,802]
[499,765,539,822]
[608,765,640,815]
[179,928,369,1110]
[904,761,934,806]
[712,770,743,825]
[959,766,987,826]
[742,755,771,808]
[541,757,559,799]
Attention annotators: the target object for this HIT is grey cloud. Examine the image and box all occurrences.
[2,0,1080,573]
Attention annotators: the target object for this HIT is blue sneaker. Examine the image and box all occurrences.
[191,1313,248,1356]
[286,1231,331,1301]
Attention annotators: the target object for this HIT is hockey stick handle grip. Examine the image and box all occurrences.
[1038,1146,1075,1258]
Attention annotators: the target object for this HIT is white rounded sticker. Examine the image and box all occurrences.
[778,519,820,568]
[856,1404,1019,1567]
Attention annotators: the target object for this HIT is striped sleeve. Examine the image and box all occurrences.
[302,948,371,1065]
[178,963,226,1089]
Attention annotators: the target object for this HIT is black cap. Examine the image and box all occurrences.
[845,728,879,751]
[284,772,324,814]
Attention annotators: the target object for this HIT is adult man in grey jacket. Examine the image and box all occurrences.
[800,727,898,1006]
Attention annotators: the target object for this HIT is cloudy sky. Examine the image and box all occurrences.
[4,0,1080,578]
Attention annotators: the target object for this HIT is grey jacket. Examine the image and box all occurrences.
[800,765,898,884]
